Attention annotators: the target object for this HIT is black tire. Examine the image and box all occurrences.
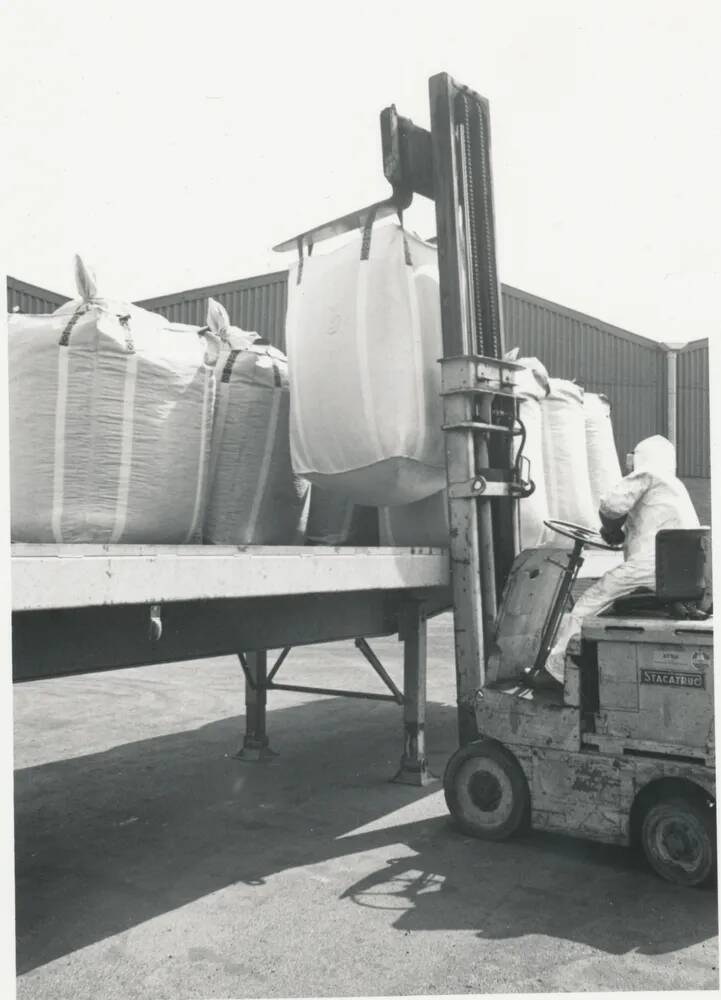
[443,739,530,841]
[641,795,716,887]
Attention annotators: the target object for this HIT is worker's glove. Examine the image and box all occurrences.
[599,510,626,547]
[600,524,625,546]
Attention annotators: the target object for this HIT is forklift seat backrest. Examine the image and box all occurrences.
[655,527,710,602]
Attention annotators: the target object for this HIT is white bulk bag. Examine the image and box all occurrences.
[305,487,379,546]
[540,378,597,540]
[203,300,310,545]
[506,350,551,550]
[286,220,445,506]
[10,256,217,544]
[584,392,622,511]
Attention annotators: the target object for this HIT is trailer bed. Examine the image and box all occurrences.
[10,544,452,688]
[11,542,454,782]
[11,543,450,611]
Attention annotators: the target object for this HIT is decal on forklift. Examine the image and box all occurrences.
[650,646,706,669]
[692,649,712,667]
[640,669,705,689]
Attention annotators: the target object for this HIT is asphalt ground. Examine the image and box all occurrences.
[13,613,719,999]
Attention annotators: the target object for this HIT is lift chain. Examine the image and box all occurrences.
[458,91,502,360]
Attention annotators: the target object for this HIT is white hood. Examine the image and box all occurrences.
[632,435,676,478]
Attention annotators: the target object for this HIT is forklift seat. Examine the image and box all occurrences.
[608,527,711,620]
[609,588,659,616]
[609,592,709,620]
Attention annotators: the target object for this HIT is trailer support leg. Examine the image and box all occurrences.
[234,650,277,762]
[394,602,436,786]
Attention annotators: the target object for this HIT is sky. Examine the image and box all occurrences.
[2,0,720,344]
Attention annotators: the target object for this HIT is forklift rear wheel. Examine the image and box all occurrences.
[641,795,716,887]
[443,740,530,841]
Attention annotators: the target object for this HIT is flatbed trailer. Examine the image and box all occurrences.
[11,543,452,784]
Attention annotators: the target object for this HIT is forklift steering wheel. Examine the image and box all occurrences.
[543,519,621,551]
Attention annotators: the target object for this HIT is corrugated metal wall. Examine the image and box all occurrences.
[501,285,668,463]
[677,339,710,478]
[137,271,289,346]
[6,275,70,314]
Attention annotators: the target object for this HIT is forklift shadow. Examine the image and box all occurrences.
[15,689,716,975]
[339,819,718,955]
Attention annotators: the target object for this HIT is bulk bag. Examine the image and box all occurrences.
[203,300,310,545]
[306,487,379,546]
[286,219,445,506]
[9,256,217,544]
[584,392,622,511]
[540,378,597,539]
[379,490,449,548]
[507,351,551,550]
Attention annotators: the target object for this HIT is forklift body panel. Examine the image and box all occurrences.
[506,743,714,846]
[582,615,714,762]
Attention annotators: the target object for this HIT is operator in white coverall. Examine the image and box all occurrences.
[542,435,699,685]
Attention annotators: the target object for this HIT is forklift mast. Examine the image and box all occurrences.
[382,74,525,742]
[274,73,528,746]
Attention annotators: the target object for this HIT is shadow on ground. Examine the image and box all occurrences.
[340,818,718,951]
[15,694,717,975]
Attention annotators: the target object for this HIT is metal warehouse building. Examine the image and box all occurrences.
[7,271,711,523]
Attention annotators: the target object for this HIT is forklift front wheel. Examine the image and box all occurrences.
[641,795,716,888]
[443,739,530,842]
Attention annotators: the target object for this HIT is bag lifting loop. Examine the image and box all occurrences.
[295,236,305,285]
[359,204,379,261]
[395,205,414,267]
[58,302,88,347]
[117,313,135,354]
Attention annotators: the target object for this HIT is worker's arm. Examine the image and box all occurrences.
[599,470,651,520]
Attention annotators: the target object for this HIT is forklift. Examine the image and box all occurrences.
[445,518,715,887]
[276,72,715,886]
